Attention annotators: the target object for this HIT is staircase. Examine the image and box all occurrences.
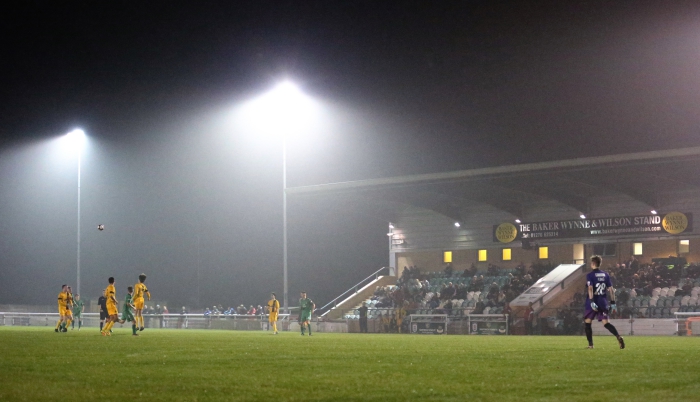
[318,267,397,320]
[509,264,588,330]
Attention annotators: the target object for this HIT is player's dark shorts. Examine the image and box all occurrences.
[584,299,609,322]
[100,311,107,320]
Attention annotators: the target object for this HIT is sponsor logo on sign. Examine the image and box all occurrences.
[662,212,688,235]
[495,223,518,243]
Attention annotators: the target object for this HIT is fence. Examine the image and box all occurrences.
[341,307,510,335]
[0,312,293,331]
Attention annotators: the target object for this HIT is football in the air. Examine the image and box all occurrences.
[97,224,105,231]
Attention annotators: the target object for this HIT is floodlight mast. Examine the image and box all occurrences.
[65,129,85,295]
[283,135,288,314]
[244,80,315,315]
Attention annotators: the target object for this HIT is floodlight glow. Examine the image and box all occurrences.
[515,219,521,224]
[234,80,321,140]
[454,222,461,227]
[65,129,86,149]
[388,223,394,229]
[579,214,586,219]
[651,210,658,215]
[387,233,393,236]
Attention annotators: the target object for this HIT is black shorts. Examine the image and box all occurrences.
[100,311,107,320]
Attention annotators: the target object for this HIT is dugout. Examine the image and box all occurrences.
[288,147,700,278]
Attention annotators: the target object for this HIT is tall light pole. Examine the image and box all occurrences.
[236,80,319,314]
[64,129,86,295]
[282,136,289,314]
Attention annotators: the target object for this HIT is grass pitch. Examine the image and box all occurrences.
[0,327,698,401]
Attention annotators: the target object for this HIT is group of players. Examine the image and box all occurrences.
[265,291,316,335]
[54,285,84,332]
[55,273,151,336]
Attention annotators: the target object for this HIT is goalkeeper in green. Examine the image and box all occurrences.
[120,286,138,336]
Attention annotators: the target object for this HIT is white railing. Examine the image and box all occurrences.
[0,312,293,331]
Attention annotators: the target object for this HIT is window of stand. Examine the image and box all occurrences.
[478,249,487,262]
[633,242,643,256]
[444,251,453,263]
[539,246,549,259]
[502,248,512,261]
[680,240,690,254]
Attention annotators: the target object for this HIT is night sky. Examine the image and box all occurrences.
[1,1,699,309]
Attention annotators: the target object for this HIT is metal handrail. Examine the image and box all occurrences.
[529,264,587,311]
[318,267,391,316]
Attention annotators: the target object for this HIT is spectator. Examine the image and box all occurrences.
[248,305,256,315]
[525,302,535,335]
[178,306,187,329]
[473,300,485,315]
[444,263,454,277]
[358,302,368,333]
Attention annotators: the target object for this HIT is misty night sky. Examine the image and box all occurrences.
[1,1,699,308]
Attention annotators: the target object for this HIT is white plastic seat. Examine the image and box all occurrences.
[667,289,676,297]
[689,297,698,306]
[681,296,690,306]
[483,307,491,314]
[659,289,668,297]
[467,292,474,301]
[630,289,637,298]
[652,289,660,297]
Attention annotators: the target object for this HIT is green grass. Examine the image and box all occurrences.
[0,327,699,401]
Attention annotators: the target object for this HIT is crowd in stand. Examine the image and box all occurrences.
[366,261,554,316]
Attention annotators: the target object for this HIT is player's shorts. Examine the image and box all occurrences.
[62,308,72,317]
[268,312,278,323]
[121,309,135,322]
[300,311,312,322]
[100,311,108,320]
[58,306,64,315]
[72,311,82,318]
[584,299,609,322]
[107,304,118,316]
[133,298,145,310]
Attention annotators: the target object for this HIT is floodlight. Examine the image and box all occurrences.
[515,219,521,224]
[64,129,86,149]
[454,222,461,227]
[579,214,586,219]
[651,210,658,215]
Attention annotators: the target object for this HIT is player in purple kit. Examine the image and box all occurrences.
[584,255,625,349]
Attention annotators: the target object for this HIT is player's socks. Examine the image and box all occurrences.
[55,320,62,330]
[65,319,72,329]
[78,320,82,329]
[100,322,104,331]
[272,322,277,333]
[132,324,137,335]
[585,323,593,346]
[307,324,312,336]
[604,323,620,337]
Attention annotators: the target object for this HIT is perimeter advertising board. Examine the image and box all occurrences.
[409,314,448,335]
[469,320,508,335]
[493,212,692,243]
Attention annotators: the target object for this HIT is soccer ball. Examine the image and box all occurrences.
[97,224,104,231]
